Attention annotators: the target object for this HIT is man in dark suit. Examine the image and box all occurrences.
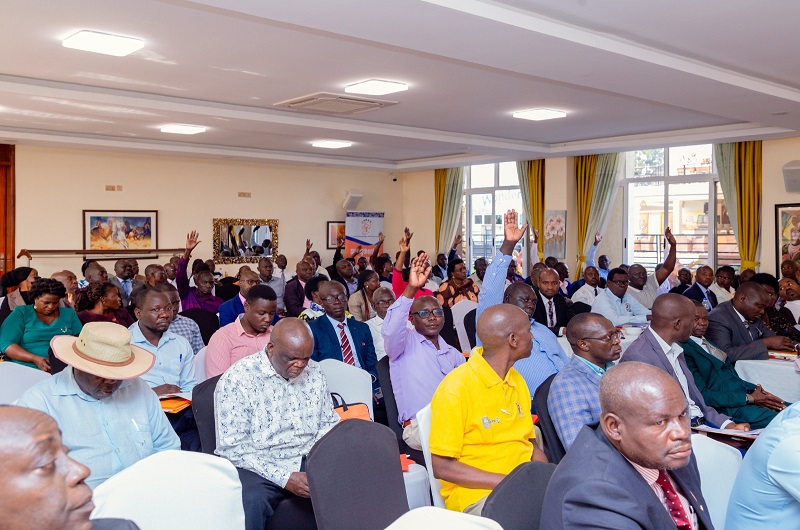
[669,267,693,295]
[705,282,795,361]
[307,281,379,393]
[621,293,749,431]
[218,269,260,326]
[109,259,145,308]
[284,261,314,317]
[541,362,714,529]
[533,268,574,336]
[682,300,786,429]
[683,265,718,309]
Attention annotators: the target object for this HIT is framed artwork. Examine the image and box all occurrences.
[212,218,279,264]
[327,221,345,249]
[543,210,567,259]
[83,210,158,254]
[776,203,800,275]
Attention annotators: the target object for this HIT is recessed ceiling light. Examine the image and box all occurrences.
[311,140,352,149]
[345,79,408,96]
[62,30,144,57]
[160,124,206,135]
[512,108,567,121]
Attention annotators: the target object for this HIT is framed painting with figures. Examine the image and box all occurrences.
[776,203,800,275]
[212,218,279,264]
[83,210,157,253]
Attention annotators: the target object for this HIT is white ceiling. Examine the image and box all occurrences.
[1,0,798,170]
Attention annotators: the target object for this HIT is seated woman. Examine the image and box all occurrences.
[0,267,38,310]
[349,270,380,322]
[436,259,479,309]
[0,278,83,371]
[74,281,135,327]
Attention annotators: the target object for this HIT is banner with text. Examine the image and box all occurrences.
[345,211,384,258]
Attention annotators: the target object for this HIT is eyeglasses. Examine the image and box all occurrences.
[320,295,348,303]
[411,309,444,318]
[580,331,622,343]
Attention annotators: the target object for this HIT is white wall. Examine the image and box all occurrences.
[761,136,800,275]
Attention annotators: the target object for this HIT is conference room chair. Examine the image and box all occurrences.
[215,277,240,302]
[375,356,426,467]
[179,308,220,345]
[531,373,566,464]
[0,361,50,404]
[307,420,410,530]
[481,461,557,530]
[193,346,208,383]
[415,404,446,508]
[385,507,503,530]
[569,301,592,314]
[463,308,477,350]
[48,346,68,375]
[91,450,246,530]
[319,358,374,420]
[438,306,459,351]
[691,433,743,529]
[450,300,478,353]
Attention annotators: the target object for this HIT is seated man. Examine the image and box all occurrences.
[148,282,205,354]
[0,405,141,530]
[176,230,223,313]
[682,300,786,429]
[621,293,749,431]
[383,254,465,450]
[548,313,621,450]
[541,362,713,529]
[591,267,651,326]
[626,228,677,309]
[726,402,800,528]
[206,284,277,378]
[683,265,718,310]
[365,286,401,360]
[468,257,487,288]
[429,304,547,514]
[476,210,570,398]
[533,268,574,336]
[334,259,359,297]
[706,281,795,361]
[18,322,179,489]
[129,289,199,451]
[284,260,314,317]
[668,267,693,295]
[570,266,603,306]
[215,319,339,530]
[256,257,286,314]
[218,269,261,326]
[709,265,736,302]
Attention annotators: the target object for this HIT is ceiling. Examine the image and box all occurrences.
[1,0,799,170]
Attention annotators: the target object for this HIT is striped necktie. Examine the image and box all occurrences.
[338,323,355,365]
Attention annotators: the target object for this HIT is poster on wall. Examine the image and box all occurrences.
[543,210,567,259]
[83,210,158,253]
[776,203,800,275]
[344,212,384,258]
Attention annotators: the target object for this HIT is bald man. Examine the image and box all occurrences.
[383,253,464,450]
[429,304,547,515]
[682,265,717,310]
[621,293,748,431]
[0,406,139,530]
[52,270,78,308]
[541,362,714,529]
[215,318,339,530]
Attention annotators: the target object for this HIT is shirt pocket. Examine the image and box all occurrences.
[129,421,155,459]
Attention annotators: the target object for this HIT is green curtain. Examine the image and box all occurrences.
[734,141,762,270]
[435,167,465,255]
[517,160,545,264]
[714,143,739,256]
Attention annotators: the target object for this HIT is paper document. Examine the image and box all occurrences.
[158,392,192,401]
[693,424,763,438]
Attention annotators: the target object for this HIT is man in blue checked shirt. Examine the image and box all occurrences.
[476,209,571,403]
[548,313,621,450]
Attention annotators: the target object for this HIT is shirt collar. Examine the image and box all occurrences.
[625,457,661,486]
[538,290,554,303]
[130,322,176,348]
[326,313,348,330]
[54,367,132,399]
[575,355,610,375]
[469,347,516,389]
[234,315,266,337]
[650,328,683,358]
[732,305,748,323]
[238,292,246,305]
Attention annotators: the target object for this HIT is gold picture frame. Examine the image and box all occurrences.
[212,218,279,264]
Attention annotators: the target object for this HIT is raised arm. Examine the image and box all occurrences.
[477,210,528,322]
[394,228,413,273]
[586,232,601,267]
[655,227,677,285]
[529,228,540,265]
[176,231,200,298]
[370,232,385,269]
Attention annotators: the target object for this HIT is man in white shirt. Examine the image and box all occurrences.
[365,287,409,360]
[257,257,286,313]
[591,268,651,326]
[467,257,487,288]
[215,318,339,530]
[709,265,736,302]
[571,266,603,306]
[626,228,677,310]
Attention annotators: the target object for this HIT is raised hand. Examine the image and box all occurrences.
[452,234,463,249]
[665,227,676,246]
[408,253,432,289]
[378,232,385,244]
[185,230,201,253]
[306,239,313,251]
[399,235,409,253]
[532,228,539,244]
[336,235,345,249]
[594,232,603,245]
[404,227,414,243]
[504,209,529,244]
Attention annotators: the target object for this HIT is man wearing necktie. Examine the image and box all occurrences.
[682,266,717,311]
[109,259,144,308]
[532,269,574,337]
[570,266,604,307]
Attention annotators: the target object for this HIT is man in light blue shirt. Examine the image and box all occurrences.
[726,401,800,529]
[17,321,179,489]
[476,210,570,399]
[591,267,651,326]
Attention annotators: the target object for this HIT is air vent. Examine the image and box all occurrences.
[273,92,397,115]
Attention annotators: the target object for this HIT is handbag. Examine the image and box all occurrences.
[331,392,371,422]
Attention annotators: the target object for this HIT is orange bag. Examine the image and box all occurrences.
[331,392,371,422]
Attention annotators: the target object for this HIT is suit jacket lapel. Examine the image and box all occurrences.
[643,330,676,376]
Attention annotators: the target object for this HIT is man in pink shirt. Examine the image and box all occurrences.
[205,284,277,378]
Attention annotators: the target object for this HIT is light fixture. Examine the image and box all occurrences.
[311,140,352,149]
[512,108,567,121]
[62,30,144,57]
[160,124,206,135]
[345,79,408,96]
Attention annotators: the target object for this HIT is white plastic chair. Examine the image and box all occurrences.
[194,346,208,383]
[691,433,743,529]
[0,361,51,404]
[416,404,446,508]
[319,358,374,420]
[450,300,478,352]
[91,450,245,530]
[385,506,502,530]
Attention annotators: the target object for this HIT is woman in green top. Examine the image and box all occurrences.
[0,278,82,371]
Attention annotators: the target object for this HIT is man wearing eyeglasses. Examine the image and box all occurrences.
[219,269,262,326]
[548,313,622,450]
[591,268,651,326]
[382,253,465,450]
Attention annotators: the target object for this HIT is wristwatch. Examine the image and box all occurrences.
[746,392,755,404]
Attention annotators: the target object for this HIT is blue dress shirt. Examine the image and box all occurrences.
[548,355,606,450]
[129,324,197,393]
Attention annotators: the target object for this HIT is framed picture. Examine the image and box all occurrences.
[327,221,345,249]
[83,210,158,254]
[775,203,800,275]
[543,210,567,259]
[212,218,279,264]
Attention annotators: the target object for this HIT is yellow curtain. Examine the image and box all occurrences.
[434,168,448,251]
[521,160,545,261]
[734,141,762,270]
[574,155,598,279]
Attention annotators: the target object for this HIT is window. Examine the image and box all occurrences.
[623,144,733,271]
[462,163,526,276]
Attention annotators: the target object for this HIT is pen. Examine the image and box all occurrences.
[179,353,183,363]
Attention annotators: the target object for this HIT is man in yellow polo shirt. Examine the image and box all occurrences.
[429,304,548,514]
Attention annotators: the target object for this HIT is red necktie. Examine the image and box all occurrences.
[338,323,355,365]
[655,470,691,529]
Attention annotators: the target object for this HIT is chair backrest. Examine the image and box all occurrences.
[438,306,458,350]
[451,300,478,353]
[481,461,557,530]
[194,346,208,383]
[570,301,592,314]
[463,308,477,349]
[416,404,446,508]
[191,374,222,455]
[0,361,51,404]
[385,506,503,530]
[179,308,220,345]
[691,433,743,529]
[532,373,566,464]
[91,450,245,530]
[307,420,409,530]
[376,356,403,439]
[319,358,374,420]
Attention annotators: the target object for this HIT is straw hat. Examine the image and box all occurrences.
[51,322,155,380]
